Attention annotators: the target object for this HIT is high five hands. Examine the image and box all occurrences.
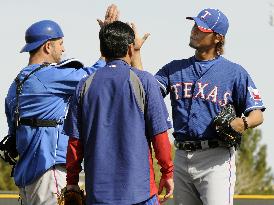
[97,4,120,28]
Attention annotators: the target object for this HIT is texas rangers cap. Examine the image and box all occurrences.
[186,8,229,36]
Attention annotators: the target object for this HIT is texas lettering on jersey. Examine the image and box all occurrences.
[170,81,231,106]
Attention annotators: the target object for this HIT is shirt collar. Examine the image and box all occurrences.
[106,59,129,68]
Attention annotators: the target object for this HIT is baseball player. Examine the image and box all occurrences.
[63,21,174,205]
[5,5,119,205]
[155,8,265,205]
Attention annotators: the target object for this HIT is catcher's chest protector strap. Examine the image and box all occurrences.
[14,63,49,128]
[15,63,63,128]
[80,70,146,113]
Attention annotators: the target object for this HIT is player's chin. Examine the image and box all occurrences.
[55,56,62,64]
[189,41,198,49]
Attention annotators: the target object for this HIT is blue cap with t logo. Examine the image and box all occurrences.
[186,8,229,36]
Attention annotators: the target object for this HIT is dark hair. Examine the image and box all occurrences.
[99,21,135,59]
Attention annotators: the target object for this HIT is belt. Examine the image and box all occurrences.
[174,139,223,152]
[19,118,63,127]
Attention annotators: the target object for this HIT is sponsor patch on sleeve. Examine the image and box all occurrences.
[248,86,262,101]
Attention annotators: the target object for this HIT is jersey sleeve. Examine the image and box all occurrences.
[155,64,170,98]
[63,78,86,139]
[233,68,265,115]
[144,74,172,138]
[38,59,105,95]
[86,58,106,75]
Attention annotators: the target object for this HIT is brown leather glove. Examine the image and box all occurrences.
[57,187,85,205]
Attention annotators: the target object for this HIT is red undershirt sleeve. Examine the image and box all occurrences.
[152,131,174,179]
[66,137,84,185]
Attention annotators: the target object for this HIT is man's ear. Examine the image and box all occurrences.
[43,41,52,54]
[128,43,135,58]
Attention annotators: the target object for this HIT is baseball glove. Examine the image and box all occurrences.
[0,134,18,165]
[57,187,85,205]
[213,104,242,148]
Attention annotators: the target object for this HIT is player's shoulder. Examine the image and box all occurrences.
[51,58,84,69]
[219,56,248,73]
[131,67,154,80]
[73,75,91,97]
[38,58,87,79]
[33,58,85,75]
[130,67,159,89]
[164,57,193,70]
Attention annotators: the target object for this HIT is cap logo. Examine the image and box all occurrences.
[201,10,212,19]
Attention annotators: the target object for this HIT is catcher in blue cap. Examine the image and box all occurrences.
[4,5,119,205]
[155,8,265,205]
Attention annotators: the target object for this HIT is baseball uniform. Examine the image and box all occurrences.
[155,55,265,205]
[5,59,105,205]
[64,59,173,205]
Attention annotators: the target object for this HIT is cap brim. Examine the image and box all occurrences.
[186,17,213,33]
[20,39,47,53]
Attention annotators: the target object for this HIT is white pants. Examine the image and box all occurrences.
[174,147,236,205]
[19,165,66,205]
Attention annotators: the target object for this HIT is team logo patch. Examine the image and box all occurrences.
[201,10,212,19]
[248,86,262,101]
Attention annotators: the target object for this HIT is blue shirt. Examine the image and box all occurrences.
[155,56,265,141]
[5,59,105,187]
[64,60,171,205]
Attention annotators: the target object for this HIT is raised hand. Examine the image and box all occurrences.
[130,22,150,51]
[97,4,120,28]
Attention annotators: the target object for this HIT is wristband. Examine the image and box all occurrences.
[242,116,249,130]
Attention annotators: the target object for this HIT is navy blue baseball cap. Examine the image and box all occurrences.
[186,8,229,36]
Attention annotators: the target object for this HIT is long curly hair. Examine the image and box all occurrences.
[216,34,225,55]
